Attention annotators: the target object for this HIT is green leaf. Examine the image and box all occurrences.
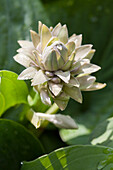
[90,117,113,147]
[21,145,113,170]
[0,70,28,116]
[60,124,91,145]
[0,119,44,170]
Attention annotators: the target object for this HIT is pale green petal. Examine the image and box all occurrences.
[49,26,53,31]
[17,48,34,61]
[30,30,40,48]
[54,98,69,111]
[63,85,82,103]
[74,34,82,47]
[13,54,33,68]
[75,45,93,60]
[33,50,44,69]
[53,114,78,129]
[57,25,68,44]
[38,21,42,35]
[18,40,34,48]
[69,34,82,47]
[48,82,63,96]
[69,34,76,41]
[53,92,69,110]
[84,49,95,60]
[77,75,96,90]
[57,43,68,63]
[62,52,75,71]
[68,77,80,87]
[36,42,42,54]
[31,70,49,86]
[66,41,75,56]
[83,82,106,91]
[55,70,70,83]
[40,88,51,105]
[52,23,62,36]
[71,59,90,72]
[43,49,58,71]
[18,67,37,80]
[41,24,52,50]
[56,49,65,69]
[76,63,101,76]
[31,111,41,129]
[47,37,59,47]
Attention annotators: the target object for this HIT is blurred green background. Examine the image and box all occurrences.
[0,0,113,169]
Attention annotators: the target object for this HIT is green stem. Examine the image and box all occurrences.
[41,103,59,128]
[45,103,59,115]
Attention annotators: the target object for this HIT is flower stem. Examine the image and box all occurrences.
[45,103,59,115]
[41,103,59,128]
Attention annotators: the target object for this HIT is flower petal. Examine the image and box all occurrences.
[55,71,70,83]
[69,34,82,47]
[31,111,41,129]
[31,70,49,86]
[41,24,52,50]
[61,52,75,71]
[75,45,93,60]
[18,67,37,80]
[76,63,101,76]
[74,34,82,47]
[66,41,75,56]
[47,37,59,47]
[71,59,90,72]
[52,23,62,36]
[48,82,63,96]
[68,76,80,87]
[76,75,96,90]
[30,30,40,48]
[53,114,78,129]
[53,92,70,110]
[33,50,44,69]
[18,40,34,48]
[13,53,33,68]
[17,48,34,61]
[83,82,106,91]
[38,21,42,35]
[57,25,68,44]
[63,85,82,103]
[43,49,58,71]
[84,49,95,60]
[40,88,51,105]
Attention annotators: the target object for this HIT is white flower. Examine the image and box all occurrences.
[14,21,106,110]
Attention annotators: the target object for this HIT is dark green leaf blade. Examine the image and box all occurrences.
[0,119,44,170]
[21,145,113,170]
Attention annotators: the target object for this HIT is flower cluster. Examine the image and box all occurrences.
[14,21,106,110]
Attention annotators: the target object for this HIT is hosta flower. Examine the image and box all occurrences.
[14,21,106,110]
[31,112,78,129]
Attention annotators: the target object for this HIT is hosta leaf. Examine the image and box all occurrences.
[21,145,113,170]
[90,117,113,147]
[0,119,44,170]
[0,70,28,116]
